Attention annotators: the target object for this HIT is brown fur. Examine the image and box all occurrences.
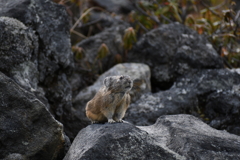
[86,75,133,123]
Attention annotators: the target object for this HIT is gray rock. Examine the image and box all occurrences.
[128,22,224,90]
[0,17,37,73]
[0,16,50,110]
[174,69,240,95]
[125,88,198,126]
[205,90,240,135]
[10,61,39,92]
[64,122,184,160]
[125,69,240,129]
[0,1,73,158]
[2,153,27,160]
[0,0,73,80]
[91,0,133,14]
[69,71,90,98]
[142,114,240,159]
[0,0,74,138]
[0,72,65,160]
[9,61,53,112]
[64,114,240,160]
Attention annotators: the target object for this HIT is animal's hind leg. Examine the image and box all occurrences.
[86,110,106,124]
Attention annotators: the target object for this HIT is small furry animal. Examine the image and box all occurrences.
[86,75,133,124]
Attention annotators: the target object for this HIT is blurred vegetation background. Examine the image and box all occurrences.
[53,0,240,68]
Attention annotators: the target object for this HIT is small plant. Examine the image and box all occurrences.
[72,46,85,61]
[123,27,137,50]
[97,43,110,59]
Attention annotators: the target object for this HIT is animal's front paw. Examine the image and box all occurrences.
[108,119,116,123]
[92,121,99,124]
[116,119,123,123]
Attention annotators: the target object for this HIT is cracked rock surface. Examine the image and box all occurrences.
[64,114,240,160]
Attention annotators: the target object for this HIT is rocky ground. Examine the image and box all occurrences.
[64,115,240,160]
[0,0,240,160]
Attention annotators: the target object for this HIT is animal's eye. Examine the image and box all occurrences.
[119,76,123,80]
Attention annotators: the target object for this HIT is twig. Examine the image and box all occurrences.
[70,6,107,39]
[71,7,105,31]
[130,0,161,24]
[200,1,222,18]
[234,10,240,36]
[80,18,102,28]
[59,0,70,4]
[79,0,85,16]
[232,57,240,62]
[223,57,233,69]
[137,21,149,32]
[211,0,228,10]
[160,14,172,23]
[71,30,87,39]
[87,26,93,37]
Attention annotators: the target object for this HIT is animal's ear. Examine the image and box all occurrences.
[104,77,111,87]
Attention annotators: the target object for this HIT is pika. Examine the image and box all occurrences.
[86,75,133,124]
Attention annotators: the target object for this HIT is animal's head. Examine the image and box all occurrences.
[104,75,133,93]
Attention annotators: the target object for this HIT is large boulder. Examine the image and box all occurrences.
[64,114,240,160]
[0,0,73,79]
[0,0,74,125]
[0,17,37,74]
[128,22,224,90]
[0,16,40,96]
[125,69,240,136]
[0,1,73,159]
[0,72,66,160]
